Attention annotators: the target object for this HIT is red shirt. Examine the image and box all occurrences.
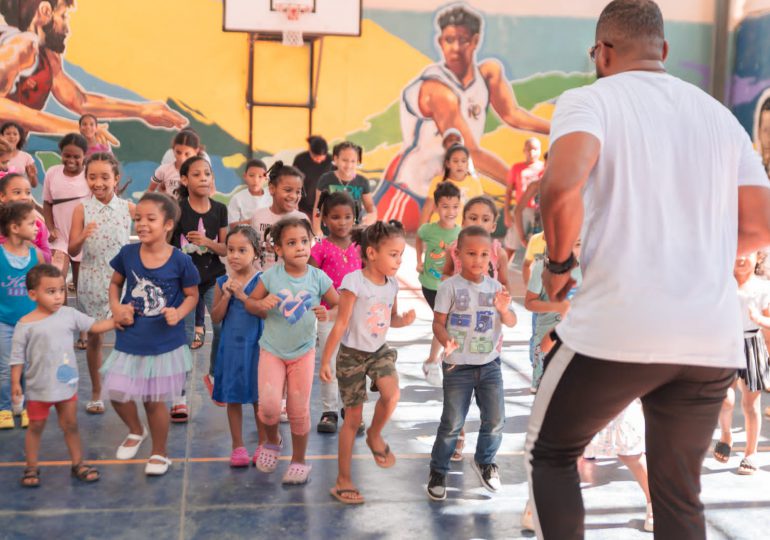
[508,160,544,209]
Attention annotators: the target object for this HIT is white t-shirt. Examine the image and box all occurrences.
[339,270,398,353]
[551,71,769,368]
[250,207,308,271]
[738,277,770,333]
[151,162,181,198]
[227,188,272,224]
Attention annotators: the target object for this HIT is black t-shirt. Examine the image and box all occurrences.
[293,151,332,215]
[316,171,371,223]
[172,198,228,288]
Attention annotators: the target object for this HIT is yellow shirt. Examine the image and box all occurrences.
[524,232,546,262]
[426,174,485,225]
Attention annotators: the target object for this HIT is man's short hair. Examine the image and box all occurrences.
[437,4,482,36]
[0,0,74,32]
[596,0,664,46]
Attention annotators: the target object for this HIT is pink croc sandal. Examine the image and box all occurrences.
[255,443,281,473]
[282,462,312,485]
[230,446,250,468]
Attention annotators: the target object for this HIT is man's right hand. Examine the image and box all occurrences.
[140,101,188,129]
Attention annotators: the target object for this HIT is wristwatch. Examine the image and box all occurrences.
[545,252,576,275]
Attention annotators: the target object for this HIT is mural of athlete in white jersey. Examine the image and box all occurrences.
[376,3,550,230]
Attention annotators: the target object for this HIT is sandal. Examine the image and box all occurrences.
[255,443,281,473]
[738,456,758,475]
[230,446,250,468]
[191,331,205,350]
[75,338,88,350]
[170,404,189,423]
[20,466,40,488]
[71,462,100,483]
[85,400,105,415]
[451,434,466,462]
[713,441,731,464]
[282,462,312,485]
[145,455,172,476]
[365,433,396,468]
[202,374,225,407]
[330,487,365,505]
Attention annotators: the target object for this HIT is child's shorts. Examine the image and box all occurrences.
[336,343,398,408]
[421,286,437,310]
[27,394,77,421]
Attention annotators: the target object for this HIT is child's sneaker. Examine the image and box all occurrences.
[0,410,13,429]
[427,470,447,501]
[317,411,338,433]
[422,360,442,387]
[472,461,501,492]
[20,410,29,428]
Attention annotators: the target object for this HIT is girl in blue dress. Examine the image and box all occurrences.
[210,226,265,467]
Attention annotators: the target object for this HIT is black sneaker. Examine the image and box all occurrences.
[427,470,447,501]
[316,411,338,433]
[472,461,501,492]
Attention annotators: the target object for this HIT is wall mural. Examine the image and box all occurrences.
[0,0,716,227]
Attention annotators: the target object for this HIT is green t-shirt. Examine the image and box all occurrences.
[418,222,460,290]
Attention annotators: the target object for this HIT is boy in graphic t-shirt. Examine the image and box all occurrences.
[427,226,517,501]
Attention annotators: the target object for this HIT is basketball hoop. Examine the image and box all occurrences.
[274,2,312,46]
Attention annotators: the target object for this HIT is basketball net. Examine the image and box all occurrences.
[276,3,311,46]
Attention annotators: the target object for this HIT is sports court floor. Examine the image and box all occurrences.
[1,252,768,539]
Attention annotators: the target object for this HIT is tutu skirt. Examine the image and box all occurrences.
[101,345,192,403]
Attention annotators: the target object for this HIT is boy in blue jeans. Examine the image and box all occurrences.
[427,226,517,500]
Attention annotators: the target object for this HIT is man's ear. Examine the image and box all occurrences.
[37,2,54,25]
[661,40,669,62]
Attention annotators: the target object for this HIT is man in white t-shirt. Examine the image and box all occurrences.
[524,2,770,539]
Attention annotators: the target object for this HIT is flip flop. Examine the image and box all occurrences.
[85,400,105,415]
[329,487,365,505]
[170,404,189,423]
[190,331,205,350]
[365,435,396,468]
[713,441,731,463]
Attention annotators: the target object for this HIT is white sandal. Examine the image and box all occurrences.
[282,463,312,485]
[116,426,148,460]
[145,455,172,476]
[256,443,281,473]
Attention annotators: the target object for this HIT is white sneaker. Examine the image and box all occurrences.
[145,454,172,476]
[422,360,442,387]
[116,426,148,460]
[280,399,289,423]
[644,503,654,533]
[521,499,535,531]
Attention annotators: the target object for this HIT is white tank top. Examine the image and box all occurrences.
[395,63,489,197]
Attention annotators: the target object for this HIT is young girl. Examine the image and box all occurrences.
[310,191,363,433]
[172,156,227,417]
[0,201,44,430]
[0,173,51,263]
[78,114,113,156]
[42,133,90,319]
[419,145,484,227]
[68,153,134,414]
[320,221,416,504]
[443,196,509,292]
[1,122,38,187]
[210,226,265,466]
[250,162,308,271]
[713,253,770,475]
[0,138,13,174]
[148,130,202,199]
[312,142,377,236]
[228,159,272,226]
[246,217,338,484]
[102,192,199,476]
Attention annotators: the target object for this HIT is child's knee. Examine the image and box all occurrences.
[59,418,79,435]
[258,399,281,425]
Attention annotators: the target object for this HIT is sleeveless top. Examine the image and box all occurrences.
[0,245,38,325]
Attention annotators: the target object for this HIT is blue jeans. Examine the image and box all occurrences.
[429,358,505,475]
[0,322,13,411]
[184,283,221,376]
[529,312,538,367]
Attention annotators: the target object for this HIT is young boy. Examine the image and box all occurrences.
[228,159,272,226]
[416,181,461,385]
[427,226,517,501]
[10,265,115,487]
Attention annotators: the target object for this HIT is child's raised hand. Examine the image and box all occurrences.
[494,289,512,313]
[161,307,181,326]
[444,338,459,357]
[260,294,281,311]
[401,309,416,326]
[312,305,328,322]
[186,231,207,246]
[319,363,333,383]
[25,163,36,179]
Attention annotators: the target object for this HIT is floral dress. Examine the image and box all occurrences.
[77,196,132,319]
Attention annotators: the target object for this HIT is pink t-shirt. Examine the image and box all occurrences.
[0,217,51,263]
[42,165,90,260]
[86,143,111,156]
[449,238,502,280]
[311,238,362,307]
[8,151,34,175]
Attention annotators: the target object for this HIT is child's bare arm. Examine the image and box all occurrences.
[210,280,231,324]
[390,297,415,328]
[244,280,275,317]
[89,318,117,334]
[10,365,23,401]
[322,285,339,308]
[494,289,517,327]
[415,236,425,273]
[496,245,510,292]
[441,249,455,280]
[319,291,356,381]
[524,290,569,317]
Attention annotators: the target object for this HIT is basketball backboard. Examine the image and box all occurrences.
[223,0,362,37]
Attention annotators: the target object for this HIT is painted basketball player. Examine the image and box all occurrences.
[376,3,550,230]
